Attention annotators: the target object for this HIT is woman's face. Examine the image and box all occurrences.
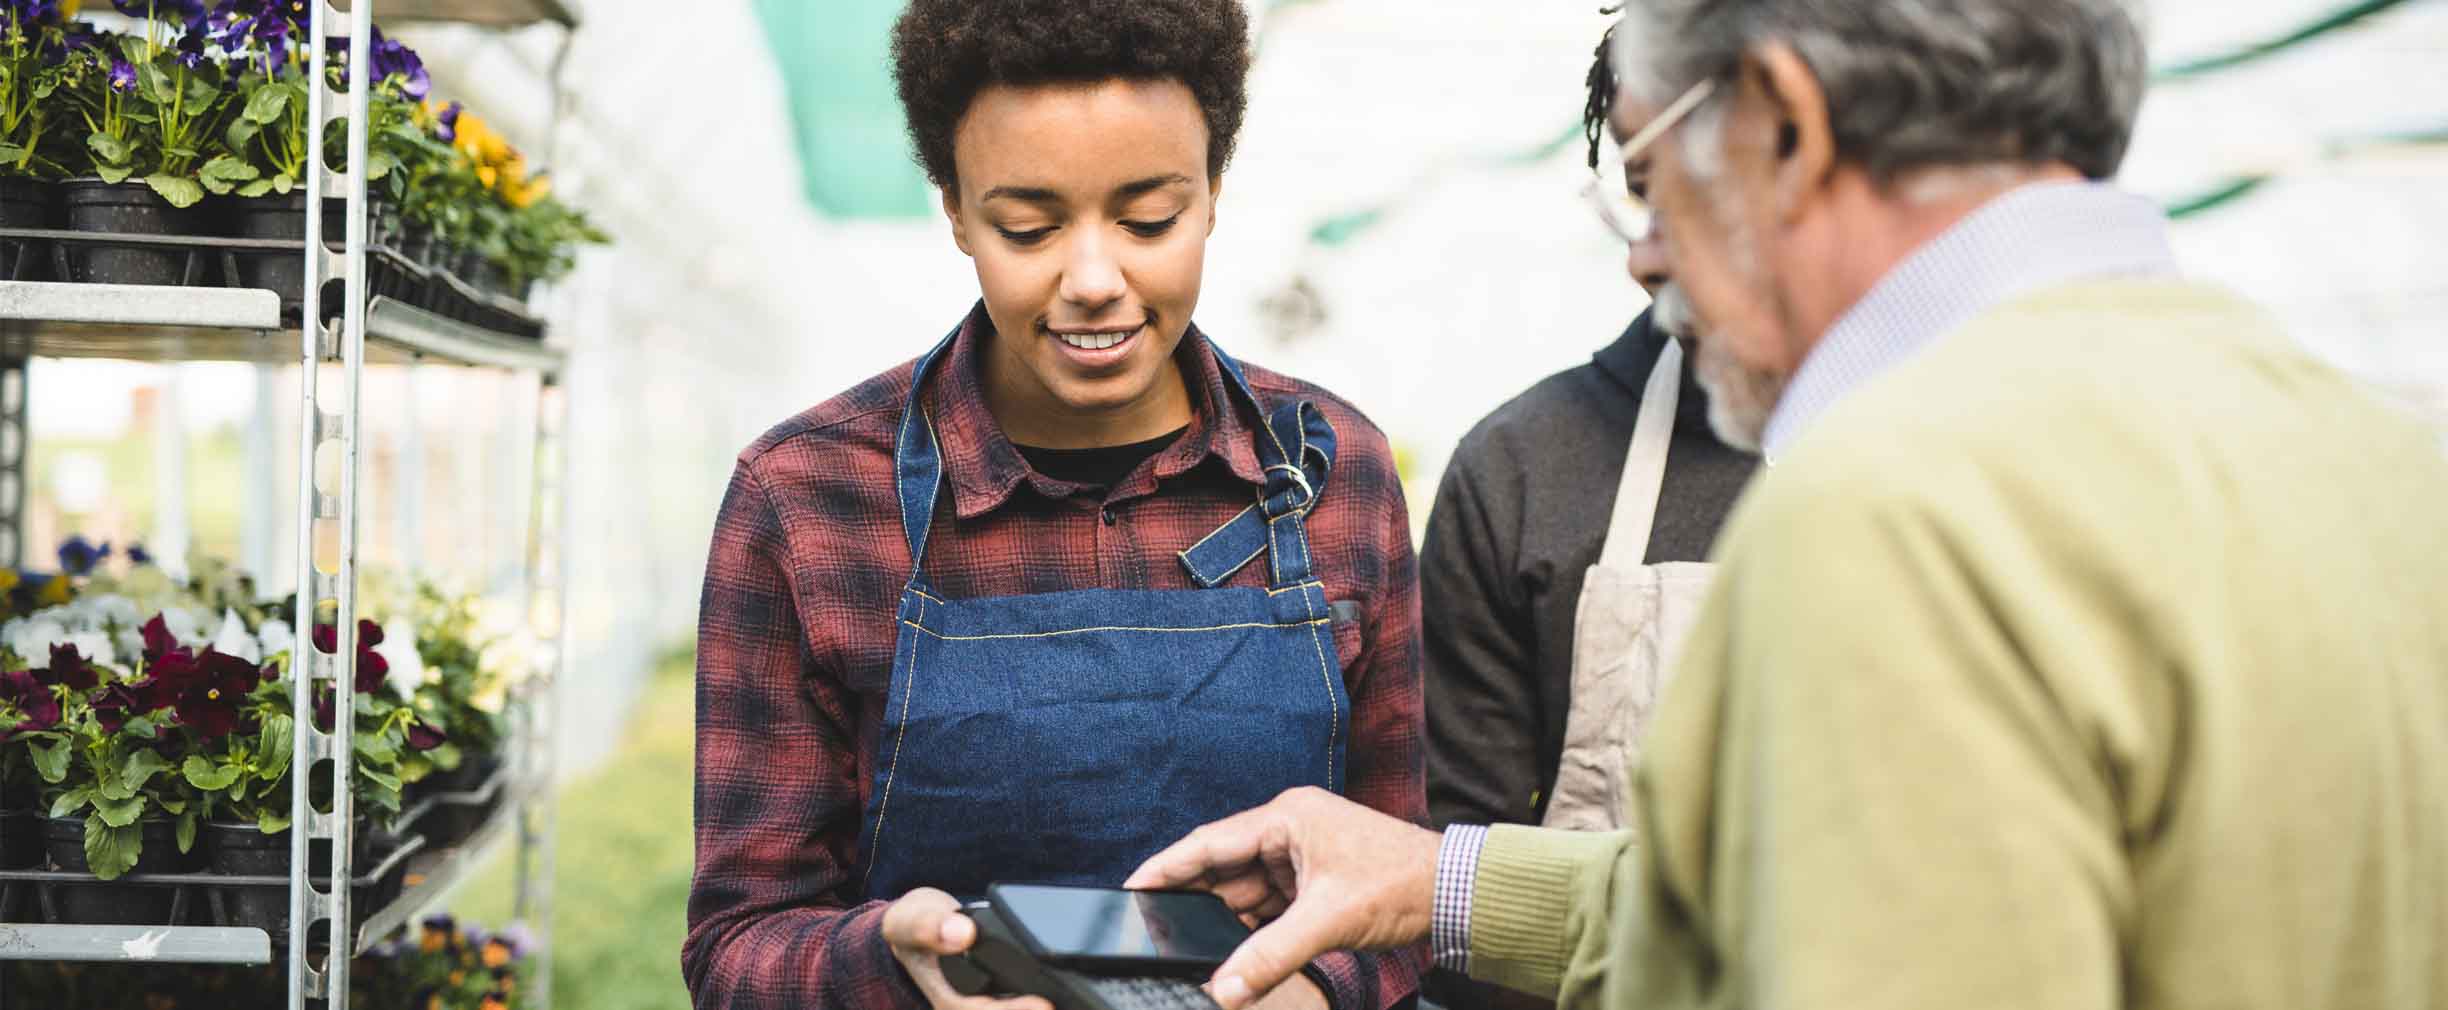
[945,78,1219,446]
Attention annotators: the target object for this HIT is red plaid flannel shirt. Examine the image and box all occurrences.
[684,308,1427,1010]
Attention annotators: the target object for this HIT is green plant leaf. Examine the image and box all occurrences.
[84,817,141,881]
[203,154,259,182]
[273,173,296,195]
[145,173,205,209]
[140,63,175,106]
[123,748,172,792]
[244,83,290,124]
[183,754,243,792]
[28,740,69,783]
[97,762,133,802]
[176,810,197,854]
[237,178,275,198]
[355,727,398,765]
[86,131,129,163]
[360,765,401,793]
[226,116,261,152]
[48,786,94,819]
[156,795,187,815]
[260,713,294,780]
[93,791,146,828]
[256,806,291,835]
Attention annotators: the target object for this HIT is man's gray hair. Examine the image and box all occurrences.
[1612,0,2149,182]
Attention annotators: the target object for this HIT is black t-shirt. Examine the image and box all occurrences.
[1015,427,1189,489]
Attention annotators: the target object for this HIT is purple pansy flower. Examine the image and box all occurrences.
[107,58,139,94]
[57,535,111,576]
[8,0,63,26]
[434,100,462,143]
[327,24,427,99]
[0,667,61,735]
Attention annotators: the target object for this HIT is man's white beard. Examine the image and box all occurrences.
[1655,281,1784,455]
[1693,335,1785,454]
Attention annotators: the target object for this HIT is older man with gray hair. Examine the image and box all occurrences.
[1129,2,2448,1008]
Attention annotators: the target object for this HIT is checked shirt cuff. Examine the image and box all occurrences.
[1431,825,1488,974]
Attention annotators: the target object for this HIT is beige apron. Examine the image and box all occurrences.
[1540,341,1718,833]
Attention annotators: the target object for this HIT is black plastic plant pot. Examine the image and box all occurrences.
[0,810,39,870]
[40,817,199,925]
[409,753,501,849]
[60,178,207,286]
[0,176,60,280]
[199,821,376,933]
[400,225,434,269]
[232,192,309,306]
[452,247,484,286]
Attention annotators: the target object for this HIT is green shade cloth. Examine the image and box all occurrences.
[754,0,935,219]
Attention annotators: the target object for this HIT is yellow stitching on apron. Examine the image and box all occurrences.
[900,619,1327,641]
[1183,539,1269,588]
[863,595,925,891]
[909,587,947,605]
[1254,403,1298,488]
[1301,580,1339,787]
[1267,581,1325,596]
[1182,504,1258,554]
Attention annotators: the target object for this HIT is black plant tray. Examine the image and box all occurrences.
[396,762,512,851]
[0,833,424,939]
[0,225,285,288]
[0,226,547,341]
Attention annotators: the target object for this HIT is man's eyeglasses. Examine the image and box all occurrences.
[1584,78,1717,245]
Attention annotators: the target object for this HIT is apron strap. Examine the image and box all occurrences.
[896,323,1335,590]
[894,327,966,581]
[1180,342,1338,589]
[1597,340,1683,568]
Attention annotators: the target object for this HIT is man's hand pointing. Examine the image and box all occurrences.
[1125,788,1446,1010]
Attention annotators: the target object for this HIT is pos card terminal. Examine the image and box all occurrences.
[942,884,1247,1010]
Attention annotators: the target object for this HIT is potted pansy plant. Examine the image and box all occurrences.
[185,613,446,930]
[353,914,530,1010]
[57,0,240,284]
[212,13,429,302]
[387,577,508,844]
[12,626,226,922]
[0,0,80,276]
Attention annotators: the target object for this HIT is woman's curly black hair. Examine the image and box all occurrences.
[890,0,1254,190]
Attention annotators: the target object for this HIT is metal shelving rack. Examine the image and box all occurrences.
[0,1,577,1007]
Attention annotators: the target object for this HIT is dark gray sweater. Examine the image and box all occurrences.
[1419,309,1759,831]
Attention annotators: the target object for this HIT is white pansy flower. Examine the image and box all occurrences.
[258,619,294,658]
[86,594,140,631]
[210,609,261,664]
[65,631,116,669]
[159,607,212,651]
[377,618,430,698]
[8,618,67,664]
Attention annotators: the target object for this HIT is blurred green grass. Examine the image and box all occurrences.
[28,426,248,564]
[455,649,696,1010]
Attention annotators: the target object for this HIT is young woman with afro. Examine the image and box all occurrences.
[685,4,1426,1009]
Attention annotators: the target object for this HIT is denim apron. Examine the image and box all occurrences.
[858,330,1351,900]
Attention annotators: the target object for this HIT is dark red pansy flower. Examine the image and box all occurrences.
[39,642,98,692]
